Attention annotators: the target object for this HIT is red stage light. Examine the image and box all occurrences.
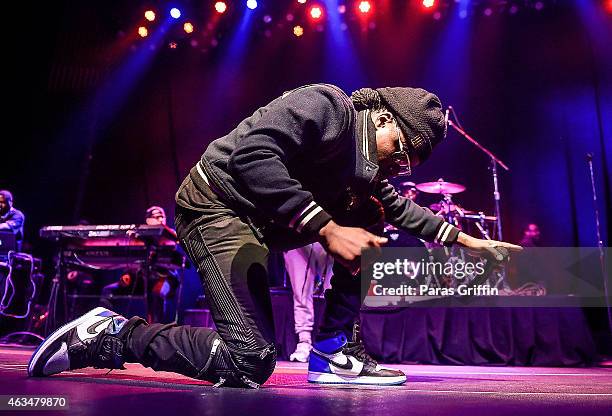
[310,6,323,19]
[144,10,156,22]
[293,25,304,37]
[215,1,227,14]
[138,26,148,38]
[605,0,612,13]
[358,1,372,14]
[422,0,435,8]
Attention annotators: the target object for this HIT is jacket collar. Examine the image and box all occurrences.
[355,109,379,183]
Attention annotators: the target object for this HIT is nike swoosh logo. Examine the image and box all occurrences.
[313,351,354,370]
[87,317,112,335]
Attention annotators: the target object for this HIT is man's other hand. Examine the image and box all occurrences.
[318,220,388,275]
[457,232,522,262]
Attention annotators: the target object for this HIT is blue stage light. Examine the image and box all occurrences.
[247,0,258,10]
[170,8,181,19]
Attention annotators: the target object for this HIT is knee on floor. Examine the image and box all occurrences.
[230,343,277,387]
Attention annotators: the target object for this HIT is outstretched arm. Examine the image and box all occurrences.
[375,180,521,259]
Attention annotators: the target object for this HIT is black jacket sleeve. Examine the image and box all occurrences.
[374,180,460,246]
[227,85,351,236]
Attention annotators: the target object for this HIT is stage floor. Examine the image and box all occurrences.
[0,346,611,416]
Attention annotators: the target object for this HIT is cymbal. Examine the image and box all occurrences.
[416,180,466,194]
[429,203,474,214]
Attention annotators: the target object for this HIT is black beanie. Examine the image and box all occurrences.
[375,87,447,163]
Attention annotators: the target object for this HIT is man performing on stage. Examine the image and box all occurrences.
[28,84,520,388]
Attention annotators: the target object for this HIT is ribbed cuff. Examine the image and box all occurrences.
[288,201,332,236]
[434,222,460,247]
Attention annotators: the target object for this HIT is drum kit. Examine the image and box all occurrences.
[377,178,507,293]
[415,178,498,241]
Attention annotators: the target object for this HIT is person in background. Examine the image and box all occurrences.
[0,190,25,251]
[145,205,178,240]
[284,243,333,362]
[398,181,419,201]
[101,206,179,323]
[144,206,180,323]
[519,223,541,247]
[384,181,425,248]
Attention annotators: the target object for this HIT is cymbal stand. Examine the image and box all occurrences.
[447,109,509,241]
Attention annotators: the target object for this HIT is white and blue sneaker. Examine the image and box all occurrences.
[307,333,406,385]
[28,307,142,377]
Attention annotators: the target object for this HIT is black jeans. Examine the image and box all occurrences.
[125,178,361,387]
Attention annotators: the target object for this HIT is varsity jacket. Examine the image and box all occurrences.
[178,84,459,247]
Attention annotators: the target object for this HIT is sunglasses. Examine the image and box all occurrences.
[391,125,412,176]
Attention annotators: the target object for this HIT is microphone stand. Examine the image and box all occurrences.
[586,153,611,333]
[447,111,510,241]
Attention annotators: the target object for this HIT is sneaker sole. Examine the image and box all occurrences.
[307,371,406,386]
[28,306,110,377]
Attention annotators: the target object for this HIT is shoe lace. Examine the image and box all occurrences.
[80,330,125,370]
[342,341,377,367]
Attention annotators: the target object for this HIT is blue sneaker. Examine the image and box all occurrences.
[307,333,406,385]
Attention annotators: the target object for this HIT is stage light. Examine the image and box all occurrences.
[169,41,177,49]
[293,25,304,37]
[338,5,346,14]
[215,2,228,13]
[138,26,148,38]
[422,0,435,8]
[358,1,371,14]
[144,10,156,22]
[247,0,258,10]
[170,8,181,19]
[184,22,194,33]
[605,0,612,13]
[310,6,323,19]
[298,0,307,4]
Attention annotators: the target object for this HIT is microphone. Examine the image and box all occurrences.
[444,107,450,127]
[586,152,593,161]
